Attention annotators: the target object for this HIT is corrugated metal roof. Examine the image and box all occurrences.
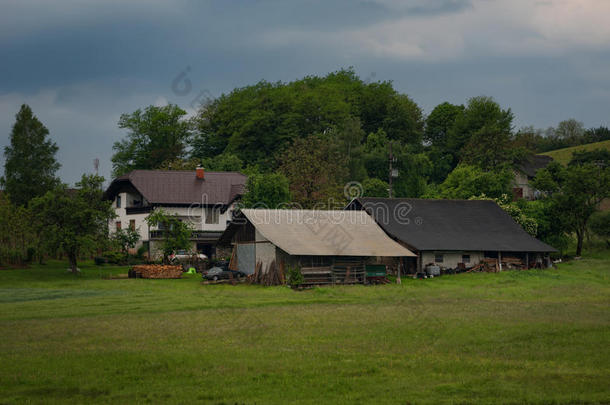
[348,198,557,253]
[240,209,416,257]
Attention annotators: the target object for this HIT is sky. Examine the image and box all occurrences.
[1,0,609,185]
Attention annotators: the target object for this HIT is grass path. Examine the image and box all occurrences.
[0,253,609,404]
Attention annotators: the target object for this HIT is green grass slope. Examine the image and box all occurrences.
[541,139,610,165]
[0,254,609,404]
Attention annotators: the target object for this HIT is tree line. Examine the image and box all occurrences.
[2,69,609,266]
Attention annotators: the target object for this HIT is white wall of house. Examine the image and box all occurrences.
[109,192,238,249]
[110,192,150,246]
[512,171,535,200]
[421,251,484,269]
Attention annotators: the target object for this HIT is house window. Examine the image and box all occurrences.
[434,254,443,263]
[116,195,122,208]
[205,208,219,224]
[129,220,135,230]
[462,254,470,264]
[116,221,122,231]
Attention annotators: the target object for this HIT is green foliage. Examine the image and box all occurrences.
[2,104,60,207]
[0,194,35,265]
[201,153,243,171]
[461,124,514,170]
[434,165,512,199]
[278,135,348,208]
[533,162,610,255]
[362,178,388,197]
[589,211,610,240]
[111,104,192,176]
[240,172,291,208]
[568,148,610,167]
[111,227,140,256]
[286,265,304,287]
[424,102,464,147]
[190,69,424,168]
[29,174,115,272]
[447,96,513,167]
[145,209,193,262]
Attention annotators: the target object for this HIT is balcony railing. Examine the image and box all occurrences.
[126,206,152,214]
[149,229,224,241]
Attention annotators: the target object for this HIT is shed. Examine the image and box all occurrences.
[219,209,415,285]
[346,198,557,273]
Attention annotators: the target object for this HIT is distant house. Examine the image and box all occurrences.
[104,168,246,258]
[346,197,556,273]
[219,209,415,283]
[513,155,553,200]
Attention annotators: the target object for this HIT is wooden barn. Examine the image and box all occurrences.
[218,209,415,285]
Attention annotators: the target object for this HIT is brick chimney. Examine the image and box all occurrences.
[196,166,205,180]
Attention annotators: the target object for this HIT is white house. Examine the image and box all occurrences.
[104,167,246,258]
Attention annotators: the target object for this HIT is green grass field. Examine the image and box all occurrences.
[541,139,610,165]
[1,252,609,404]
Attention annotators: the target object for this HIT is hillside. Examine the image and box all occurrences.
[541,139,610,165]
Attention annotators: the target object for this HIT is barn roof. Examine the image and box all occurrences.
[104,170,246,207]
[347,198,557,253]
[517,155,553,178]
[232,209,416,257]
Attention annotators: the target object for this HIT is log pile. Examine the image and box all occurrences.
[466,257,526,273]
[129,264,182,279]
[248,260,286,286]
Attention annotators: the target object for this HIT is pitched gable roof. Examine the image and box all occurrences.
[226,209,416,257]
[104,170,247,206]
[517,155,553,178]
[347,198,556,253]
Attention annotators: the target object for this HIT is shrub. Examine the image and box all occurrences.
[287,265,304,287]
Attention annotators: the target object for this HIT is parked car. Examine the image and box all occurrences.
[203,267,247,281]
[169,250,207,264]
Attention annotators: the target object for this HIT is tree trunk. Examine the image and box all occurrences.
[68,252,78,273]
[576,230,584,257]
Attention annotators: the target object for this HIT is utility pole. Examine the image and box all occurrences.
[388,142,398,198]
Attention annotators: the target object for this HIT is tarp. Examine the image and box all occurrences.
[240,209,416,257]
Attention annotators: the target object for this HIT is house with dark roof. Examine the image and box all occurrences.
[513,155,553,200]
[346,197,556,273]
[104,167,246,258]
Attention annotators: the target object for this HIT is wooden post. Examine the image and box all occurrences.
[498,251,503,271]
[525,252,529,270]
[397,257,402,284]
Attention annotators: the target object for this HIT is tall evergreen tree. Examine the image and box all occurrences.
[2,104,60,207]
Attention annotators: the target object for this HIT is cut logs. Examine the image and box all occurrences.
[129,264,182,279]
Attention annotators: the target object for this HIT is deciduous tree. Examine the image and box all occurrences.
[30,175,115,273]
[111,104,192,176]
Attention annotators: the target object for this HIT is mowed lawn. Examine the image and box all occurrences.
[0,253,609,404]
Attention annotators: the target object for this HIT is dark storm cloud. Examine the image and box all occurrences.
[1,0,609,185]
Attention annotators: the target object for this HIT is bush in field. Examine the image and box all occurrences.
[287,265,304,287]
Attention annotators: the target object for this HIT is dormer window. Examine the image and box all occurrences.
[116,195,122,208]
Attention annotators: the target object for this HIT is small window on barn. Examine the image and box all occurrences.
[434,254,443,263]
[116,221,122,231]
[205,208,219,224]
[116,195,122,208]
[462,254,470,264]
[129,220,135,230]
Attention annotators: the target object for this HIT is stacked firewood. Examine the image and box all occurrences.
[130,264,182,279]
[466,257,526,273]
[248,260,286,286]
